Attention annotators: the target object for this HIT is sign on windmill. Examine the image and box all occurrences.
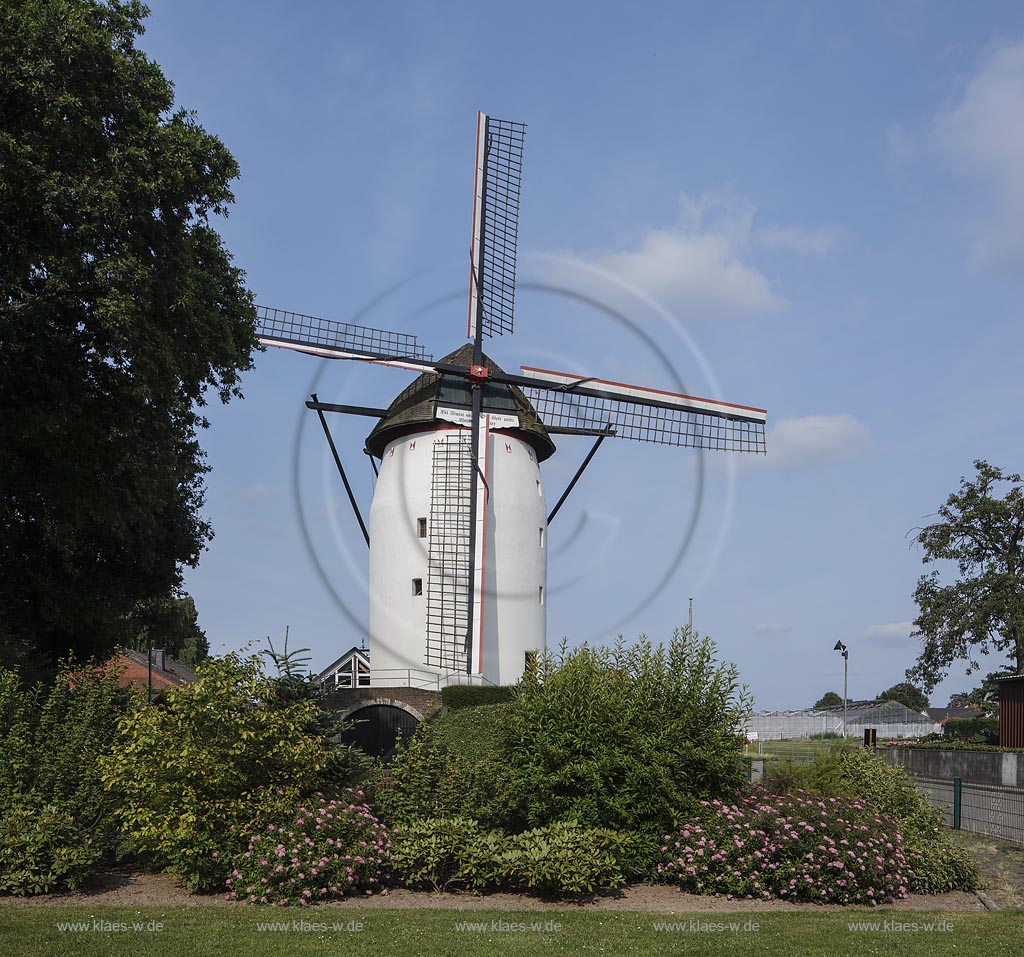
[256,112,768,690]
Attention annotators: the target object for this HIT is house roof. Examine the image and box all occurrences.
[363,343,556,462]
[109,650,198,692]
[317,645,371,681]
[926,706,979,723]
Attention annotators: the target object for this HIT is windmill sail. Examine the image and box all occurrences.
[467,113,526,341]
[519,366,767,452]
[256,305,433,369]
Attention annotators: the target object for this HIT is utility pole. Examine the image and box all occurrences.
[688,597,693,632]
[834,641,849,737]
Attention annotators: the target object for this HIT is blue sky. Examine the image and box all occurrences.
[140,1,1024,709]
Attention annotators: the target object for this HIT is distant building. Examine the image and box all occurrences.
[107,649,198,699]
[317,646,371,691]
[746,700,941,740]
[995,674,1024,749]
[925,704,980,726]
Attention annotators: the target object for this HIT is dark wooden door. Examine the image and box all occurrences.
[342,704,419,759]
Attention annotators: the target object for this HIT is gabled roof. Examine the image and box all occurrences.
[109,650,198,692]
[317,645,370,681]
[364,343,556,462]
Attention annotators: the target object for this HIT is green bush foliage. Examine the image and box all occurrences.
[765,745,977,893]
[0,805,103,896]
[659,789,912,904]
[369,708,509,828]
[389,818,627,894]
[440,685,515,709]
[227,791,390,905]
[388,816,483,891]
[100,653,368,891]
[498,630,752,834]
[943,716,999,744]
[0,661,137,894]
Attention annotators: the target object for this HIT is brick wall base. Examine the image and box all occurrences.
[323,686,443,722]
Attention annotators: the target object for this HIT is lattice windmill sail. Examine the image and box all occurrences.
[255,112,767,689]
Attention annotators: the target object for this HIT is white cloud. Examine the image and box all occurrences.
[935,38,1024,271]
[861,622,915,642]
[541,189,794,317]
[753,622,790,635]
[757,225,848,256]
[755,414,871,471]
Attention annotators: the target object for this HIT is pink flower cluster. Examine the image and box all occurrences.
[225,790,391,906]
[657,788,911,905]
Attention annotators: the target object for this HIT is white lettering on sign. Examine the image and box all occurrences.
[436,406,520,430]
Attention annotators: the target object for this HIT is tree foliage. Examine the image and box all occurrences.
[877,682,929,713]
[0,660,139,893]
[951,669,1014,718]
[100,653,368,890]
[907,461,1024,693]
[499,629,753,835]
[126,595,209,668]
[0,0,257,671]
[814,691,843,708]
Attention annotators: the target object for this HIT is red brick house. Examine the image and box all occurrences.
[107,649,198,699]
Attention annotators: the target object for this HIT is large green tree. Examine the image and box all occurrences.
[814,691,843,708]
[877,681,928,713]
[126,595,209,668]
[0,0,257,672]
[907,461,1024,693]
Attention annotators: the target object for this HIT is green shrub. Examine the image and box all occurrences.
[0,661,137,894]
[389,816,483,891]
[440,685,515,710]
[227,790,390,905]
[369,710,509,828]
[896,741,1024,753]
[498,630,752,835]
[659,789,912,904]
[943,717,999,744]
[765,744,978,893]
[0,805,103,895]
[101,653,368,891]
[500,821,626,894]
[390,818,627,894]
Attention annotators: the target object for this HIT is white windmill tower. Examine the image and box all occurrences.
[256,113,767,690]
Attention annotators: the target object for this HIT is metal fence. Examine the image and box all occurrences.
[912,775,1024,846]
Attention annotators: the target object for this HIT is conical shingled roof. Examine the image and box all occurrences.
[364,343,556,461]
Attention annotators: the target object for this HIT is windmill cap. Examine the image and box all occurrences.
[364,343,556,461]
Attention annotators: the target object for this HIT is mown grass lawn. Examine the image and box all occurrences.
[0,907,1019,957]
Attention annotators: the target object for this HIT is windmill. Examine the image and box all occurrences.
[256,112,767,689]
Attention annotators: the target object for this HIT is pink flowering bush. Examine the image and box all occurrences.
[226,790,390,905]
[657,787,911,905]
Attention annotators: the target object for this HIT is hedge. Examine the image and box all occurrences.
[440,685,515,710]
[943,717,999,743]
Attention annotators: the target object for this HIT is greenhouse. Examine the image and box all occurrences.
[745,700,942,740]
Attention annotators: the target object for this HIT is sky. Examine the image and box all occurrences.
[138,0,1024,710]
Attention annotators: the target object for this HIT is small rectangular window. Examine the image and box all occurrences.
[539,527,545,548]
[538,585,544,606]
[417,517,427,538]
[412,578,423,596]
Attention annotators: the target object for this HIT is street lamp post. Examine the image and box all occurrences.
[833,641,849,737]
